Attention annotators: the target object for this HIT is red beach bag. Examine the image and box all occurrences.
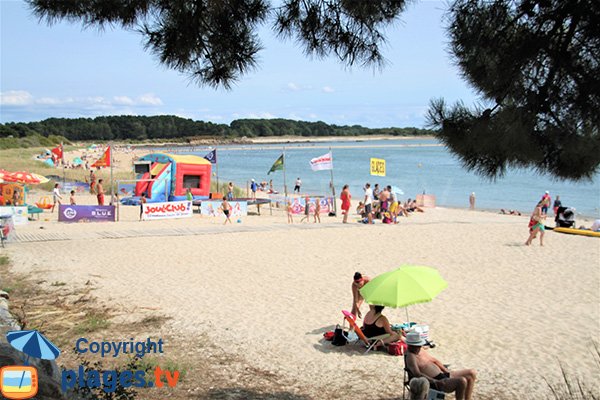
[388,341,407,356]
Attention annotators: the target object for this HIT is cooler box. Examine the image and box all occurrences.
[408,324,430,341]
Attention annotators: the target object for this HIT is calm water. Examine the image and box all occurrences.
[155,139,599,217]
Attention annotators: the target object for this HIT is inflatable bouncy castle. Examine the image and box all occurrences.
[125,153,211,204]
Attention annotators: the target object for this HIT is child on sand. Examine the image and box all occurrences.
[287,201,293,224]
[221,196,232,225]
[139,193,147,221]
[300,196,311,223]
[51,183,62,213]
[313,199,321,223]
[69,190,76,205]
[525,201,545,246]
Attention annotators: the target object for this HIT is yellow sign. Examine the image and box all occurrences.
[370,158,386,176]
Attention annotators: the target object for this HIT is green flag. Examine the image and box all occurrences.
[268,154,284,175]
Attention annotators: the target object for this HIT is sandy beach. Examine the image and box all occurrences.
[5,185,600,399]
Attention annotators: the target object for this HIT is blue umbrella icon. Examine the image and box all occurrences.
[6,330,61,388]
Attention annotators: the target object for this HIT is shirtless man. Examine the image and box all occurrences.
[351,272,371,318]
[96,179,105,206]
[404,332,476,400]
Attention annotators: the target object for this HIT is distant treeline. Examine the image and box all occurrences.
[0,115,433,146]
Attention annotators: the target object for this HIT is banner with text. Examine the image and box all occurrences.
[289,197,334,215]
[370,158,386,176]
[58,205,115,223]
[62,181,90,194]
[310,152,333,171]
[201,201,247,217]
[142,201,193,221]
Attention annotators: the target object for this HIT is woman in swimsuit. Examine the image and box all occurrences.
[340,185,352,224]
[361,305,401,347]
[525,201,545,246]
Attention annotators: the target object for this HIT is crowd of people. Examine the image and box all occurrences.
[341,183,423,225]
[349,272,477,400]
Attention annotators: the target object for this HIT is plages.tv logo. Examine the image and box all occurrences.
[64,337,180,393]
[0,329,58,400]
[1,330,181,398]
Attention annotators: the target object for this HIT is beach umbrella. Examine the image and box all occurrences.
[7,171,41,185]
[0,169,13,182]
[30,173,50,184]
[360,265,447,321]
[391,185,404,197]
[6,330,61,388]
[73,157,83,166]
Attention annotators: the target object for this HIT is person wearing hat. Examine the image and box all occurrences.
[540,191,551,215]
[250,179,258,201]
[404,332,477,400]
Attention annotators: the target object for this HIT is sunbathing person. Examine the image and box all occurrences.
[404,332,476,400]
[361,305,401,346]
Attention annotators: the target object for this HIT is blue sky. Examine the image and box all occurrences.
[0,0,478,128]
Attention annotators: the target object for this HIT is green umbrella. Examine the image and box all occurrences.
[359,265,447,321]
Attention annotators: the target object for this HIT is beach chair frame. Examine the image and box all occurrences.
[341,310,390,354]
[403,367,446,400]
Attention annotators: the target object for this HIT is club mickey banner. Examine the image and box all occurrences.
[142,201,193,220]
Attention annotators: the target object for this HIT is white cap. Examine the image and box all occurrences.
[251,179,255,182]
[545,190,549,194]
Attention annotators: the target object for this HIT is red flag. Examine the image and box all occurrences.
[91,146,111,168]
[51,144,63,159]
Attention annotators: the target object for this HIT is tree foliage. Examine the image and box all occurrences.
[26,0,600,179]
[27,0,409,88]
[0,115,430,147]
[428,0,600,180]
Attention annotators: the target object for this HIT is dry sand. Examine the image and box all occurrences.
[5,189,600,399]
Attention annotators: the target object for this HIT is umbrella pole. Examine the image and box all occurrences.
[406,308,410,325]
[18,355,30,388]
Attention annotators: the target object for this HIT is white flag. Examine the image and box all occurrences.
[310,152,333,171]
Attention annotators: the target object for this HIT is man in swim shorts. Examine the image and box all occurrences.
[351,272,370,318]
[404,332,477,400]
[221,196,232,225]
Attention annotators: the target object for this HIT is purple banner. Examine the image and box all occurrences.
[58,205,115,223]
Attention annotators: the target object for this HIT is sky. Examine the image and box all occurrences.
[0,0,479,128]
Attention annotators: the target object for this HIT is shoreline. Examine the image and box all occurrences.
[121,134,435,149]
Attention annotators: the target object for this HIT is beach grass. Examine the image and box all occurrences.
[74,311,111,334]
[544,343,600,400]
[134,357,189,381]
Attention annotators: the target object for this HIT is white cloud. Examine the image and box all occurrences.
[287,82,300,91]
[1,90,33,105]
[113,96,135,106]
[137,93,163,106]
[35,97,62,105]
[322,86,335,93]
[246,112,276,119]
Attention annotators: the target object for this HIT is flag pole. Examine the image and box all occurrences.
[61,142,65,187]
[110,142,114,203]
[283,147,287,201]
[216,147,220,193]
[329,146,336,216]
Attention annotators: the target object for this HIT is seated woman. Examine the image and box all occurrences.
[361,305,401,346]
[409,199,424,212]
[356,201,366,218]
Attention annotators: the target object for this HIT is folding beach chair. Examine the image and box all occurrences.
[402,367,446,400]
[341,310,390,354]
